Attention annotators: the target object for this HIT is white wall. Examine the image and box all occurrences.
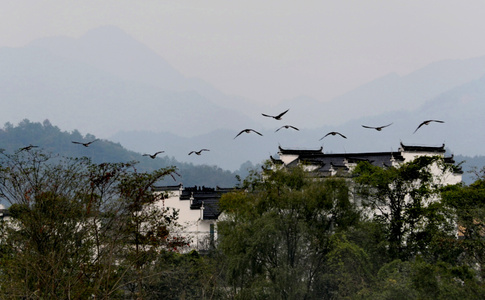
[154,189,216,251]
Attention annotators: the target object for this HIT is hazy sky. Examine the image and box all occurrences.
[2,1,485,105]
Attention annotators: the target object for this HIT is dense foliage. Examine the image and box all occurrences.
[215,159,485,299]
[0,148,199,298]
[218,165,363,299]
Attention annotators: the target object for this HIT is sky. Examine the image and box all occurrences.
[2,1,485,105]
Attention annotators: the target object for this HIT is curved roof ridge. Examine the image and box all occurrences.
[278,145,323,154]
[400,142,445,152]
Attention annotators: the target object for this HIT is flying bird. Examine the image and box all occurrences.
[72,139,99,147]
[262,109,289,120]
[275,125,299,132]
[17,144,38,152]
[413,120,445,134]
[320,132,347,140]
[361,123,393,131]
[234,129,263,139]
[143,151,165,159]
[188,149,210,155]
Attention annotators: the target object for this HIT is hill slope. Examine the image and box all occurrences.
[0,120,247,187]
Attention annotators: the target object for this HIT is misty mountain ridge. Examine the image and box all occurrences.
[1,25,485,173]
[276,56,485,128]
[28,25,260,116]
[0,44,258,138]
[17,25,485,132]
[6,26,485,122]
[29,26,191,93]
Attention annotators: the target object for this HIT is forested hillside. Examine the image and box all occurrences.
[0,119,248,187]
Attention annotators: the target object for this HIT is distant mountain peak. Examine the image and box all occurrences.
[23,25,256,114]
[80,25,148,51]
[83,25,129,37]
[27,25,187,89]
[28,25,135,49]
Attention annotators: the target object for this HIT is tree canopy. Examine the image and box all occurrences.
[0,144,484,298]
[0,148,196,298]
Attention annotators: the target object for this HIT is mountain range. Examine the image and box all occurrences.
[1,25,484,173]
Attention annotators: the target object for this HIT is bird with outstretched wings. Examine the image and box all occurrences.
[275,125,299,132]
[143,151,165,159]
[234,129,263,139]
[319,131,347,140]
[413,120,444,134]
[262,109,289,120]
[188,149,210,155]
[72,139,99,147]
[361,123,393,131]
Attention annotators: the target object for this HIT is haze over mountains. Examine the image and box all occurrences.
[1,25,484,171]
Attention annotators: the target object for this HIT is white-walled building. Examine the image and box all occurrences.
[273,142,462,185]
[150,143,462,252]
[152,184,235,252]
[272,142,463,227]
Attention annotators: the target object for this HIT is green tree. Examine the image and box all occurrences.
[352,156,456,261]
[113,167,191,299]
[139,250,223,299]
[317,233,373,298]
[441,168,485,280]
[0,148,185,298]
[366,258,485,299]
[217,164,363,299]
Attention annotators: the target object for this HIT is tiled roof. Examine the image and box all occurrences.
[399,142,445,153]
[444,154,456,164]
[444,155,463,174]
[293,151,404,172]
[152,184,182,192]
[270,155,283,165]
[275,143,463,178]
[180,186,236,219]
[278,146,323,156]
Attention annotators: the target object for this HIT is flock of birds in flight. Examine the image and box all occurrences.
[18,138,212,159]
[18,139,102,153]
[17,132,212,158]
[233,109,445,141]
[16,110,445,159]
